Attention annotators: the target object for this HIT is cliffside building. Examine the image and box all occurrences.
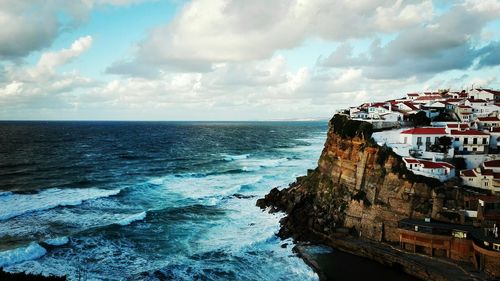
[403,157,455,181]
[460,160,500,194]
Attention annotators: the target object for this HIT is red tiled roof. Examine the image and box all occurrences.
[446,124,469,129]
[419,160,454,169]
[415,95,442,101]
[404,157,454,169]
[477,117,500,122]
[460,169,476,177]
[399,101,418,110]
[403,158,420,164]
[491,127,500,133]
[478,88,500,95]
[483,160,500,168]
[458,105,472,108]
[450,129,489,136]
[445,98,463,103]
[369,102,388,107]
[401,127,446,135]
[482,169,494,176]
[467,98,487,103]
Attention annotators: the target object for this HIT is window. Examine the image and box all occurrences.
[435,137,439,144]
[483,138,487,144]
[473,138,477,144]
[485,182,489,186]
[464,138,468,144]
[417,137,422,146]
[455,137,459,141]
[404,137,407,144]
[463,147,468,151]
[473,147,477,152]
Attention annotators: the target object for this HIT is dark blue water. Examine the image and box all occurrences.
[0,121,327,280]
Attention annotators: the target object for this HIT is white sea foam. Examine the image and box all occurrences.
[0,191,13,197]
[221,153,250,161]
[0,188,122,221]
[0,242,47,267]
[116,211,147,226]
[44,237,69,246]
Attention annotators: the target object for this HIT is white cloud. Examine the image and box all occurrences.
[0,0,147,59]
[108,0,435,74]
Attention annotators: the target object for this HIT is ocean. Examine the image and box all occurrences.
[0,121,327,280]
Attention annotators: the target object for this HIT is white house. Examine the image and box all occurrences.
[456,105,474,123]
[469,88,500,101]
[451,129,490,154]
[400,127,447,151]
[476,116,500,129]
[395,101,419,113]
[489,127,500,150]
[403,157,455,181]
[407,93,420,100]
[483,160,500,173]
[459,169,498,192]
[460,160,500,194]
[444,123,470,134]
[379,111,404,122]
[367,103,391,119]
[464,99,488,107]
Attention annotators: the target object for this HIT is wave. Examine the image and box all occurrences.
[0,187,122,221]
[221,153,250,161]
[116,211,147,226]
[0,242,47,268]
[43,237,69,246]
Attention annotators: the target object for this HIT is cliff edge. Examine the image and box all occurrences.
[258,114,462,244]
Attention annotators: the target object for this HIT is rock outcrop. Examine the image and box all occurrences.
[257,114,463,243]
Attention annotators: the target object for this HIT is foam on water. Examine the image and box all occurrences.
[0,188,122,221]
[43,237,69,246]
[0,242,47,268]
[221,153,250,161]
[0,122,328,280]
[116,211,147,226]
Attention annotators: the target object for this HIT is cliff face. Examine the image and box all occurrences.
[258,115,458,243]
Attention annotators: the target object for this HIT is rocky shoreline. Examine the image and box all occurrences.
[258,195,484,281]
[0,269,65,281]
[256,115,493,281]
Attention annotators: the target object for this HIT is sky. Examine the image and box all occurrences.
[0,0,499,121]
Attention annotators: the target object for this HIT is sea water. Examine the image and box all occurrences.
[0,121,326,280]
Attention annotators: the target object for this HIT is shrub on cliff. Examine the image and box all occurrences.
[409,111,430,127]
[330,114,373,139]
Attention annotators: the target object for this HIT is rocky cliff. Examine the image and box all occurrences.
[258,114,463,243]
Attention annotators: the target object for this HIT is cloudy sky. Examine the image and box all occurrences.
[1,0,499,120]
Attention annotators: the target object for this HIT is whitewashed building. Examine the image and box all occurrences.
[476,116,500,129]
[400,127,447,151]
[460,160,500,194]
[403,157,455,181]
[451,129,490,154]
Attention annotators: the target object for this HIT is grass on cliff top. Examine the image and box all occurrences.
[330,114,373,140]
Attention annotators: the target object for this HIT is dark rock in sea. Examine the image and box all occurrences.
[231,193,256,199]
[0,269,66,281]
